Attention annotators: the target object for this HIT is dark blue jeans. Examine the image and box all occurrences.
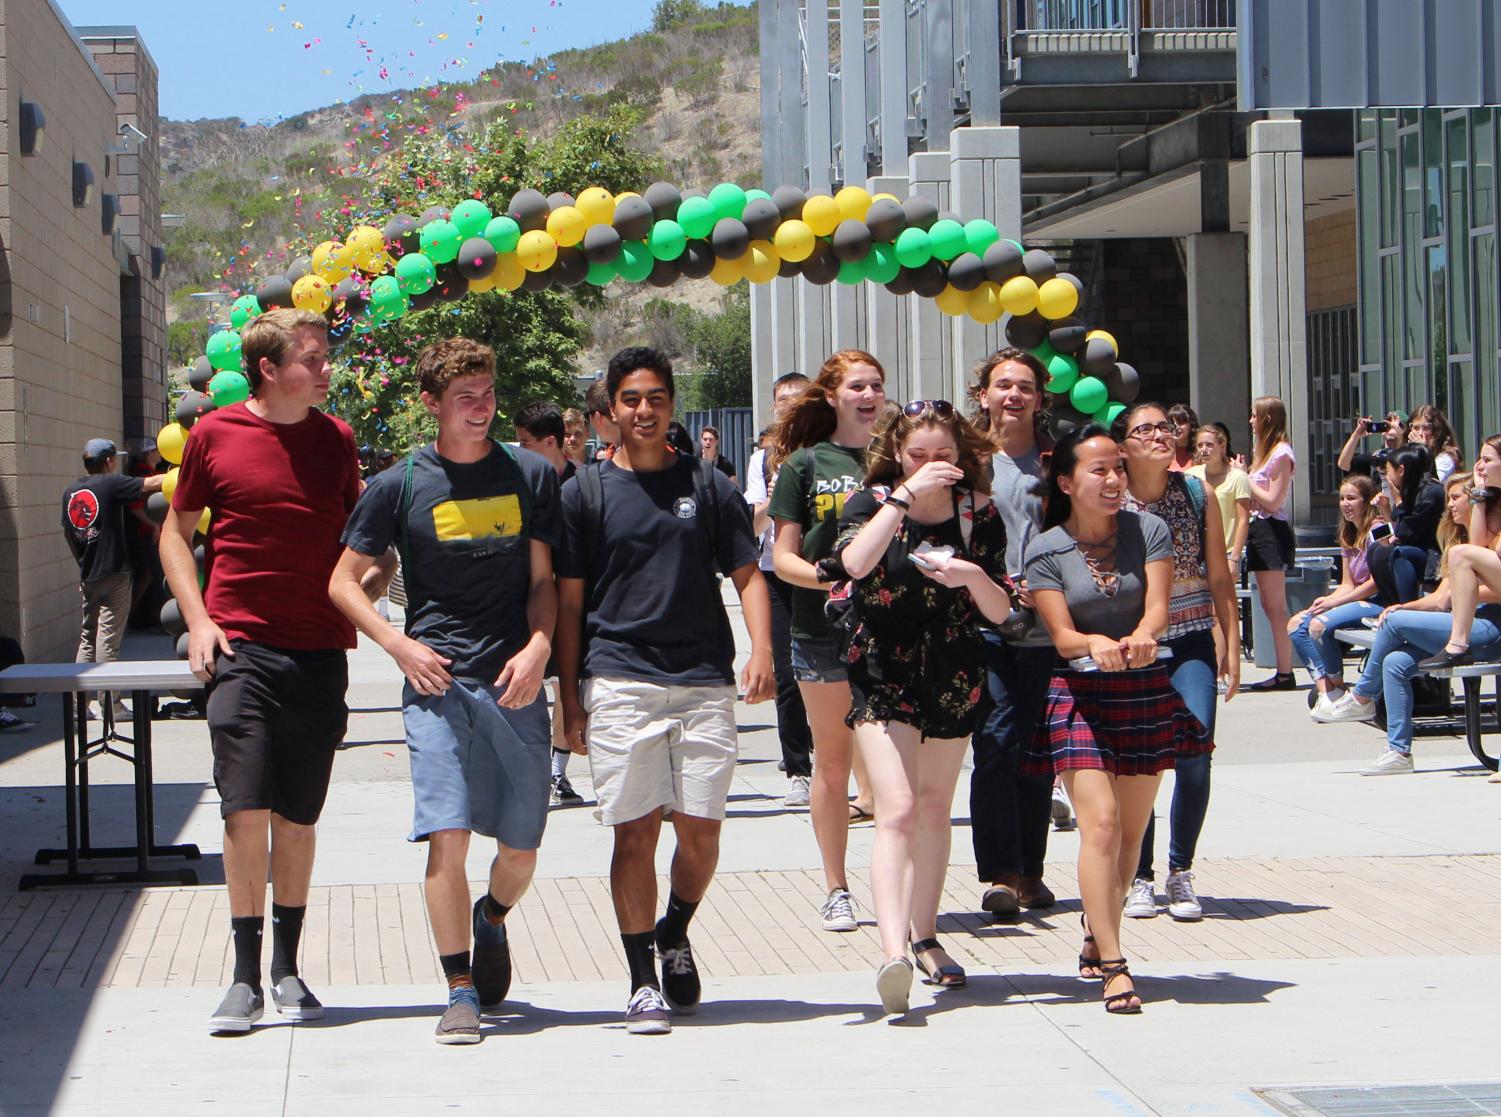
[969,634,1055,881]
[1137,629,1216,879]
[766,571,812,777]
[1368,543,1429,606]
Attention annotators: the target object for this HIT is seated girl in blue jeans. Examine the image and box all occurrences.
[1287,474,1386,719]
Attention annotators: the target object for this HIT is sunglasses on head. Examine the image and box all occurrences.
[903,399,956,419]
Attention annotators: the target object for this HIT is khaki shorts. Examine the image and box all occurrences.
[582,677,738,825]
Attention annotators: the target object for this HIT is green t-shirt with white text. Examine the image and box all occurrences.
[767,441,866,640]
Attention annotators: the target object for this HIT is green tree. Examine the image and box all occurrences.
[652,0,707,32]
[686,285,752,408]
[166,319,209,369]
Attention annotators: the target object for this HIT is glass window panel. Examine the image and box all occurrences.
[1475,108,1494,228]
[1425,111,1444,239]
[1359,149,1381,362]
[1380,112,1400,247]
[1405,363,1427,406]
[1448,117,1472,356]
[1382,253,1401,404]
[1400,109,1418,130]
[1358,109,1376,145]
[1429,247,1447,408]
[1360,364,1383,420]
[1476,233,1497,429]
[1449,360,1474,456]
[1404,133,1425,359]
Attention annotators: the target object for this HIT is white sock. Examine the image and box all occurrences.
[551,749,569,780]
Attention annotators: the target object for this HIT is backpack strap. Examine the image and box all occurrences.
[1177,472,1208,564]
[693,457,721,568]
[397,453,418,602]
[577,460,605,592]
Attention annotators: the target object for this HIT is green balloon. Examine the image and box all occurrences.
[1095,401,1127,426]
[964,219,1000,257]
[395,252,437,295]
[617,241,654,283]
[1070,375,1109,415]
[205,329,243,372]
[586,259,618,286]
[647,219,687,261]
[862,243,900,285]
[369,275,402,304]
[207,369,250,407]
[1030,340,1058,365]
[484,215,521,254]
[928,219,967,261]
[678,196,716,240]
[744,188,773,205]
[708,182,748,222]
[894,227,933,269]
[836,258,864,286]
[419,219,462,265]
[1044,354,1079,395]
[229,294,261,330]
[451,199,493,240]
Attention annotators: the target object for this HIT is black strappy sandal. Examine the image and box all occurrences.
[1099,959,1142,1014]
[910,937,967,988]
[1078,914,1103,980]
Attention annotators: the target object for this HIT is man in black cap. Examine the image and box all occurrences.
[62,439,165,708]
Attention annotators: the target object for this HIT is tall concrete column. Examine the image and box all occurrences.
[908,152,953,403]
[948,126,1021,401]
[1186,232,1250,436]
[867,174,911,398]
[831,0,869,354]
[800,0,836,379]
[1247,119,1309,521]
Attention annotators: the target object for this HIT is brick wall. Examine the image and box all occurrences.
[1306,208,1356,312]
[0,0,130,658]
[1095,237,1191,409]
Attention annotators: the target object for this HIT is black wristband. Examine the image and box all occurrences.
[883,494,912,512]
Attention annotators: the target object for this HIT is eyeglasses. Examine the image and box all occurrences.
[904,399,956,419]
[1127,422,1175,441]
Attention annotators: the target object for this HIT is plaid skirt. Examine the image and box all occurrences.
[1022,663,1212,778]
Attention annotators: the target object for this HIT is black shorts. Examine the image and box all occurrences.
[206,640,350,825]
[1246,517,1296,573]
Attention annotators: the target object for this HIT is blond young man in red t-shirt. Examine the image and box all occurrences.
[163,308,361,1034]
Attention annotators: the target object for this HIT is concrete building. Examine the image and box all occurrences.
[755,1,1501,527]
[0,0,166,658]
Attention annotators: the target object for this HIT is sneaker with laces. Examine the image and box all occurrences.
[625,985,672,1035]
[112,699,132,723]
[271,975,324,1020]
[209,982,265,1034]
[1359,749,1414,776]
[1311,691,1378,723]
[820,888,858,932]
[1050,785,1076,831]
[434,986,482,1045]
[1164,870,1203,921]
[783,774,811,808]
[0,708,33,733]
[655,920,701,1013]
[1310,691,1339,720]
[550,773,584,807]
[470,898,512,1008]
[1123,876,1158,918]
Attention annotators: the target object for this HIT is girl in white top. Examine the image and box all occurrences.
[1407,404,1462,484]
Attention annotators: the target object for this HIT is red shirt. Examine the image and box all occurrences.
[172,402,360,650]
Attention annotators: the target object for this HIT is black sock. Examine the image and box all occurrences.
[440,951,473,993]
[622,931,658,992]
[231,915,263,990]
[657,892,699,944]
[268,903,305,984]
[481,893,511,926]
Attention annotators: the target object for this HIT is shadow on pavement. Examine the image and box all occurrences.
[1001,969,1296,1007]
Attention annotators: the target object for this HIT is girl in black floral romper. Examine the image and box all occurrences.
[830,401,1019,1016]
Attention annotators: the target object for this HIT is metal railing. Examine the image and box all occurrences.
[1016,0,1235,32]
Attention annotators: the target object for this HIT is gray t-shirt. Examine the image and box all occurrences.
[1023,510,1174,641]
[989,446,1052,648]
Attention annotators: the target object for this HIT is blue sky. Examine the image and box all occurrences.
[58,0,722,122]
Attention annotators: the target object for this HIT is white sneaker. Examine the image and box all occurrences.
[112,699,132,723]
[1050,785,1075,831]
[820,888,858,932]
[1164,870,1203,921]
[1310,691,1339,720]
[1123,876,1158,918]
[783,775,811,808]
[1359,749,1414,776]
[1310,691,1378,723]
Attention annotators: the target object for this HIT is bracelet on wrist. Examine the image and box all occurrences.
[883,493,912,512]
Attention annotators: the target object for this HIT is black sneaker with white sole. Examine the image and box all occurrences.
[470,898,512,1008]
[654,919,701,1013]
[209,982,265,1034]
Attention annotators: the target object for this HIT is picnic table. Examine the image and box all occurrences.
[0,660,205,890]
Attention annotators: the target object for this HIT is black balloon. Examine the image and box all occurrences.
[145,492,170,525]
[741,197,781,240]
[1048,316,1087,355]
[947,252,985,292]
[553,247,589,287]
[257,276,294,311]
[612,195,654,241]
[1081,336,1119,377]
[677,241,717,280]
[771,184,808,221]
[1004,312,1048,350]
[709,218,750,260]
[408,288,441,314]
[1022,248,1057,282]
[777,258,802,279]
[830,219,872,262]
[643,181,683,221]
[456,237,498,280]
[160,598,186,638]
[189,356,214,392]
[285,255,313,283]
[547,191,576,211]
[983,240,1024,284]
[583,224,623,264]
[801,241,839,285]
[1106,362,1141,404]
[506,189,549,232]
[417,205,451,228]
[1048,404,1091,439]
[902,195,939,231]
[865,198,906,242]
[884,269,917,297]
[175,390,214,429]
[383,215,419,256]
[647,257,680,288]
[433,262,468,302]
[332,276,369,320]
[910,259,948,298]
[1059,271,1085,298]
[521,268,553,292]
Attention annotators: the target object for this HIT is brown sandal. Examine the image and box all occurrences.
[1099,959,1142,1014]
[1077,914,1103,980]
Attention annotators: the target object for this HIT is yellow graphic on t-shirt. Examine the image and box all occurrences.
[431,494,522,540]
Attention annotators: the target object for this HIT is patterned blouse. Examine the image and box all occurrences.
[1122,473,1215,641]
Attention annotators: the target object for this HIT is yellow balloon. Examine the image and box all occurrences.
[494,253,525,291]
[802,195,840,237]
[516,230,559,273]
[615,191,641,200]
[834,185,872,223]
[157,422,188,466]
[162,466,180,501]
[968,282,1004,324]
[547,206,588,248]
[934,284,970,316]
[743,240,781,284]
[292,274,333,313]
[346,225,385,271]
[576,186,616,226]
[871,192,902,205]
[467,271,499,294]
[332,241,359,278]
[310,240,341,282]
[999,275,1040,316]
[772,219,815,263]
[196,506,212,535]
[1085,328,1118,351]
[709,254,745,287]
[1037,276,1080,320]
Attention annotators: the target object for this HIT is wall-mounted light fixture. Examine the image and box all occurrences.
[19,102,45,156]
[102,193,120,235]
[73,161,95,207]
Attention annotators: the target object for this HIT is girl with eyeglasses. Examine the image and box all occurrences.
[768,350,887,933]
[1023,425,1211,1014]
[832,400,1017,1014]
[1243,397,1298,691]
[1116,403,1238,924]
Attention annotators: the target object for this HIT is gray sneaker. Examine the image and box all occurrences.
[434,988,482,1045]
[209,982,265,1033]
[783,774,811,808]
[271,975,324,1020]
[625,985,672,1035]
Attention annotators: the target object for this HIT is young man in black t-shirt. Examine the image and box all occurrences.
[330,340,563,1045]
[555,347,774,1035]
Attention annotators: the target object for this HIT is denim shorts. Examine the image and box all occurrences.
[791,633,849,683]
[403,680,552,850]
